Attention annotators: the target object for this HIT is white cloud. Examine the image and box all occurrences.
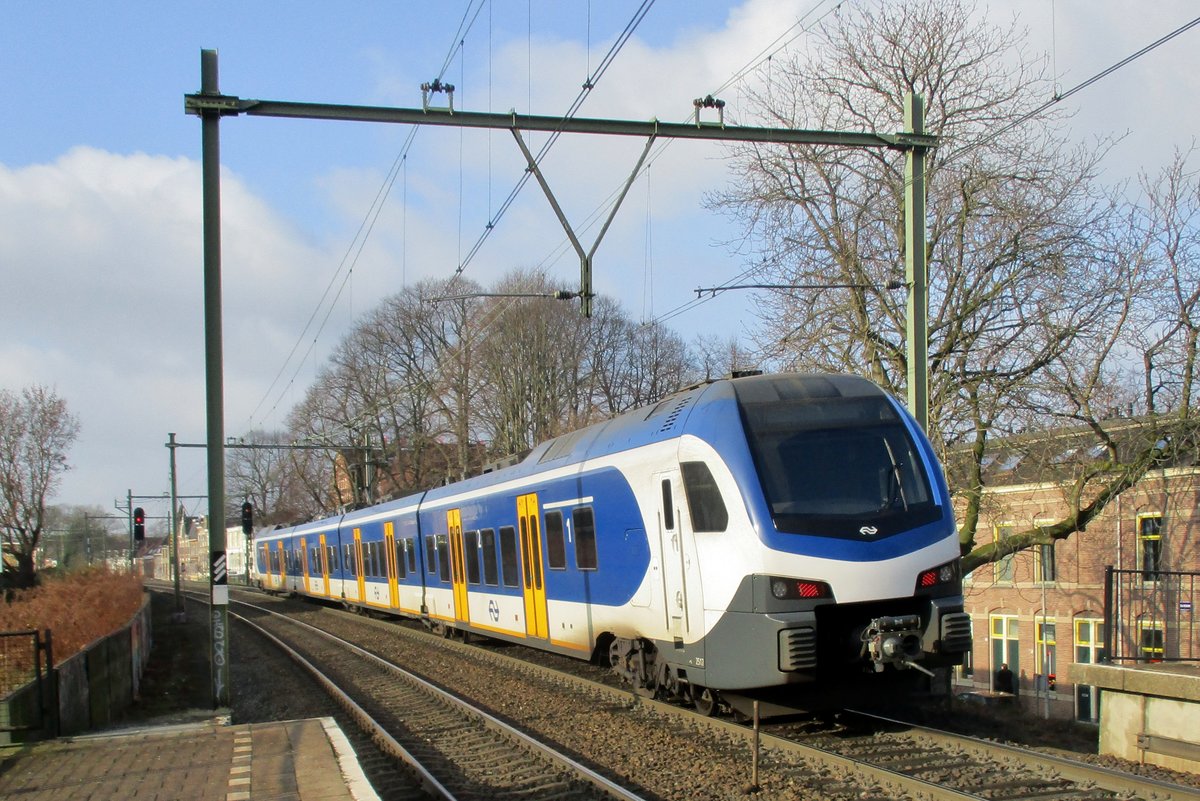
[0,147,339,505]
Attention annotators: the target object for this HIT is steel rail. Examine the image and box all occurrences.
[847,709,1200,801]
[216,587,982,801]
[184,584,1200,801]
[230,608,456,801]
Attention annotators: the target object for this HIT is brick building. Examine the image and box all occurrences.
[953,436,1200,721]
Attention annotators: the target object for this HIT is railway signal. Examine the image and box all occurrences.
[241,501,253,535]
[133,507,145,541]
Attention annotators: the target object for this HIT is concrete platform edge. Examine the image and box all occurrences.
[320,716,382,801]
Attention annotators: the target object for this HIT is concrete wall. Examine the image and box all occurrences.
[1073,662,1200,773]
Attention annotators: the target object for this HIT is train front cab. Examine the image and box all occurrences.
[660,374,974,712]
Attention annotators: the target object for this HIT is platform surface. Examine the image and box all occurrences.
[0,716,378,801]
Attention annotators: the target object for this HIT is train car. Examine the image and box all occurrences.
[252,372,971,714]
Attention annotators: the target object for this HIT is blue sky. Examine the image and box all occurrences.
[4,1,1200,523]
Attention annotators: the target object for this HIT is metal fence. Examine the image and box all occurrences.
[0,629,52,735]
[1104,566,1199,663]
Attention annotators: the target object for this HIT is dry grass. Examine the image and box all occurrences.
[0,568,144,695]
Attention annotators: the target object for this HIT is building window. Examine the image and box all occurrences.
[1137,513,1163,581]
[994,525,1015,584]
[1138,620,1165,663]
[990,614,1020,691]
[1035,543,1056,584]
[1035,619,1056,693]
[1074,617,1105,722]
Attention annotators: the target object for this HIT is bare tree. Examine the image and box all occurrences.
[226,429,297,526]
[40,504,120,570]
[0,385,80,587]
[475,270,586,456]
[284,381,353,514]
[710,0,1175,573]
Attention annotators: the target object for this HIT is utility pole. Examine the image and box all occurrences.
[127,489,134,570]
[199,47,230,710]
[169,433,182,617]
[903,93,929,432]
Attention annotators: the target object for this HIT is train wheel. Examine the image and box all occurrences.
[691,685,718,717]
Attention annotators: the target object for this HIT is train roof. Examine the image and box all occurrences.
[271,372,900,533]
[420,372,891,501]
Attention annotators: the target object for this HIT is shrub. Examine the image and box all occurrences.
[0,567,144,692]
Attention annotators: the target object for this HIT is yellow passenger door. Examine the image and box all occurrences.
[319,533,331,596]
[517,493,548,639]
[385,522,400,609]
[447,509,469,625]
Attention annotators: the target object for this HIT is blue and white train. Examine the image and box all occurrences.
[252,372,971,714]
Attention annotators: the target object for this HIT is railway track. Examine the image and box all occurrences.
[168,584,1200,801]
[217,592,648,801]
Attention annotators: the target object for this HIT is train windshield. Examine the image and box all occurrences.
[738,395,940,537]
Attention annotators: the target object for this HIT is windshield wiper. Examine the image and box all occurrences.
[882,437,909,511]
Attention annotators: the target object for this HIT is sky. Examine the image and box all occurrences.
[4,0,1200,528]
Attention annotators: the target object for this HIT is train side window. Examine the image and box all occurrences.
[574,507,598,570]
[425,535,437,575]
[661,480,675,530]
[545,511,566,570]
[406,538,417,573]
[327,545,338,572]
[499,526,519,587]
[345,544,356,577]
[436,535,450,582]
[371,541,382,577]
[464,530,481,584]
[395,539,407,579]
[680,461,729,532]
[481,528,499,585]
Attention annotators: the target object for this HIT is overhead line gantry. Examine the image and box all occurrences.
[185,48,934,706]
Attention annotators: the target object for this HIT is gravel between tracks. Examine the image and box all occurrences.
[131,588,1200,799]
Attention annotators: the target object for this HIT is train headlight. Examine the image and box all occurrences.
[769,577,832,600]
[916,559,960,591]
